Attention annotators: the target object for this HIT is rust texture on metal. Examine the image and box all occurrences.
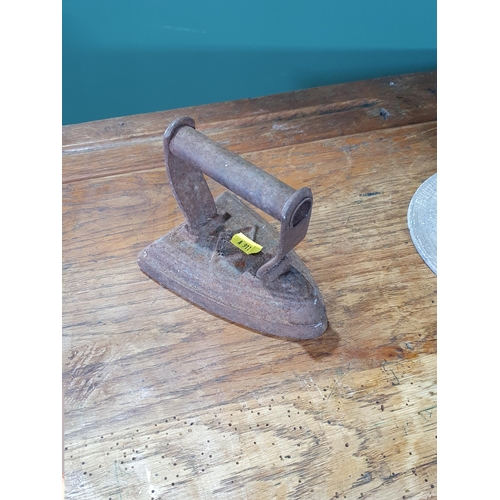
[138,117,328,339]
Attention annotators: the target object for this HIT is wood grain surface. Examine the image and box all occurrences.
[63,72,437,500]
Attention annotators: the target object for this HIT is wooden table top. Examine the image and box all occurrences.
[63,71,437,500]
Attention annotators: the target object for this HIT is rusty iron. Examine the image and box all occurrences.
[137,117,328,339]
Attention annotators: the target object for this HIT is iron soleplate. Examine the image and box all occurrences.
[138,192,328,339]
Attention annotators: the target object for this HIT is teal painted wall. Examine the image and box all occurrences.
[62,0,436,125]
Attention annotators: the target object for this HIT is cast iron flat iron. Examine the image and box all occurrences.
[138,117,328,339]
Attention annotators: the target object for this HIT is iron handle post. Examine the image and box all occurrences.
[163,117,313,279]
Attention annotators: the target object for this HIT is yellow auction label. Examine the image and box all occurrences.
[230,232,263,255]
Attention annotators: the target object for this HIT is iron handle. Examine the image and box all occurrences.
[163,117,313,279]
